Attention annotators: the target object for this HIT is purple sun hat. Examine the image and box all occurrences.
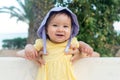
[37,7,79,54]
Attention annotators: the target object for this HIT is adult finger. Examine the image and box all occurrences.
[65,44,77,55]
[25,50,36,60]
[80,45,93,56]
[70,49,80,63]
[38,56,45,65]
[38,51,46,65]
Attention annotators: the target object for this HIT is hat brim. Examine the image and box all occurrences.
[37,7,79,38]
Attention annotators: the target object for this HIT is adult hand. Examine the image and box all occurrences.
[25,44,38,60]
[66,44,81,63]
[79,41,93,56]
[36,50,46,66]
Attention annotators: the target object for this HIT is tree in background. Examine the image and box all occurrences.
[0,0,34,43]
[0,0,64,44]
[2,37,27,49]
[0,0,56,44]
[30,0,54,43]
[0,0,120,56]
[63,0,120,56]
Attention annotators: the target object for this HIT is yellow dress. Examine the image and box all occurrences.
[34,37,79,80]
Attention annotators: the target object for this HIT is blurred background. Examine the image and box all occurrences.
[0,0,120,57]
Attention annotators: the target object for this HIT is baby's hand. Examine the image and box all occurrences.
[25,44,38,60]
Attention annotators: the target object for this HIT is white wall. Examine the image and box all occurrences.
[74,58,120,80]
[0,57,120,80]
[0,57,38,80]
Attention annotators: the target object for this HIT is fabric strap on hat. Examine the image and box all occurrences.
[42,27,47,54]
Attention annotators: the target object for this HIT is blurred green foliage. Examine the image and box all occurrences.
[2,37,27,49]
[58,0,120,56]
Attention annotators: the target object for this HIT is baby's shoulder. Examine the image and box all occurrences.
[71,37,78,42]
[35,38,42,42]
[71,37,79,47]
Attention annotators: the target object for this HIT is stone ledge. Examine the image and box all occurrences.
[0,57,120,80]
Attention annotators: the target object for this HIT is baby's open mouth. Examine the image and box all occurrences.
[56,34,64,36]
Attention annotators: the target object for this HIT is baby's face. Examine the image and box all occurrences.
[46,13,72,43]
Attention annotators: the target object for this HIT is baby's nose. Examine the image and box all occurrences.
[57,26,64,31]
[57,27,64,31]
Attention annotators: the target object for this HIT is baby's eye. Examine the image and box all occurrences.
[53,24,57,27]
[64,26,69,28]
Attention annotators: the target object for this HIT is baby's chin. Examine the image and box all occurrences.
[50,39,68,44]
